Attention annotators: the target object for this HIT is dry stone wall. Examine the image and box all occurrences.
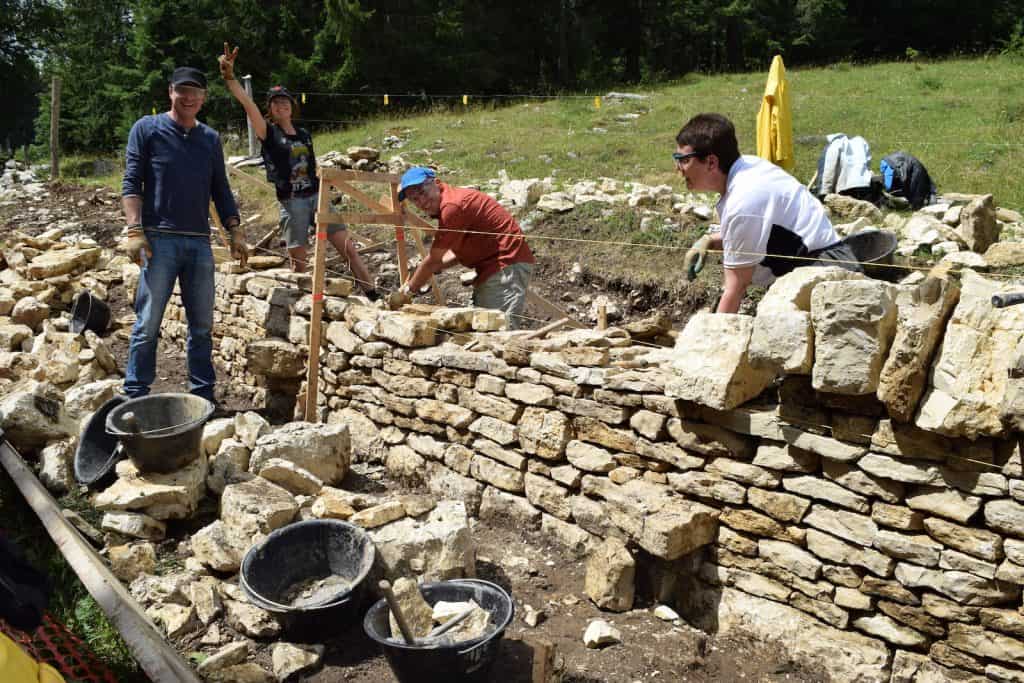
[213,265,1024,683]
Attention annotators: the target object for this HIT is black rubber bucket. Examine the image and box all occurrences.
[70,290,111,335]
[363,579,515,683]
[73,394,128,488]
[239,520,376,635]
[105,393,214,473]
[842,230,899,281]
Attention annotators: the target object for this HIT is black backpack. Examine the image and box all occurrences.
[880,151,937,210]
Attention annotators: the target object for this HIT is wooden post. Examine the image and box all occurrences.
[597,303,608,330]
[389,186,410,285]
[304,182,330,422]
[49,76,61,179]
[208,203,232,249]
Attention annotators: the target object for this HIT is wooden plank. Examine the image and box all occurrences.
[333,179,392,214]
[386,189,410,285]
[523,317,571,340]
[305,187,330,422]
[227,163,273,192]
[208,203,232,249]
[317,211,403,227]
[0,438,203,683]
[319,168,402,184]
[527,290,584,328]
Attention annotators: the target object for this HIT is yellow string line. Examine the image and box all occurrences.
[335,222,1024,282]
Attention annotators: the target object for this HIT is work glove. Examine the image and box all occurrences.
[684,234,712,281]
[229,226,249,267]
[120,227,151,265]
[219,42,238,81]
[386,285,413,310]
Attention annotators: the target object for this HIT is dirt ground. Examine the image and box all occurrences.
[2,180,833,681]
[293,504,829,683]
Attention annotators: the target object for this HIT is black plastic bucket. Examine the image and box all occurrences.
[842,230,899,281]
[105,393,214,473]
[363,579,515,683]
[70,290,111,335]
[239,520,376,635]
[73,394,128,488]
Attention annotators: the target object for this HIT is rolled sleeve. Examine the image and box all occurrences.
[122,118,147,197]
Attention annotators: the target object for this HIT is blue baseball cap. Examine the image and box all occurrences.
[398,167,436,201]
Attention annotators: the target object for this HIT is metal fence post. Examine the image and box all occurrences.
[242,74,256,157]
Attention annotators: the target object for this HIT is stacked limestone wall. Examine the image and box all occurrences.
[164,269,340,415]
[215,265,1024,682]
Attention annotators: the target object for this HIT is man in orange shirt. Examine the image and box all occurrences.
[389,167,535,329]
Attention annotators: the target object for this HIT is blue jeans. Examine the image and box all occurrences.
[124,232,216,401]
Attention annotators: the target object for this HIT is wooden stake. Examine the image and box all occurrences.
[378,580,417,645]
[208,202,232,249]
[389,187,410,285]
[49,77,61,179]
[597,303,608,330]
[523,317,571,341]
[304,182,330,422]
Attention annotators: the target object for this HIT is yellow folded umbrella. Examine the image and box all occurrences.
[756,55,794,172]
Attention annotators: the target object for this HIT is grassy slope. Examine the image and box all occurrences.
[310,55,1024,211]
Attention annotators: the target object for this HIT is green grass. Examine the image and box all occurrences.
[300,54,1024,212]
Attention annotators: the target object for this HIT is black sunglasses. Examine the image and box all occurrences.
[672,151,704,164]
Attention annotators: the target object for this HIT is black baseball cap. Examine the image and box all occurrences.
[266,85,296,104]
[170,67,207,89]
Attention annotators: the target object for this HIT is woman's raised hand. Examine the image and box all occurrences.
[219,42,239,81]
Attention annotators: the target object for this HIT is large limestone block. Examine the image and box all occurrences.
[758,266,867,314]
[518,408,571,460]
[665,313,773,410]
[916,270,1024,438]
[810,280,897,395]
[877,275,960,422]
[249,422,350,485]
[748,309,814,375]
[0,379,75,450]
[328,408,382,462]
[375,312,436,347]
[95,456,207,520]
[681,586,890,682]
[584,537,635,612]
[367,501,474,580]
[26,246,100,279]
[957,194,1000,253]
[220,477,298,547]
[190,520,250,572]
[246,339,304,378]
[948,623,1024,668]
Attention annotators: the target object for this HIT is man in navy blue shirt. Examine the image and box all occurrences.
[120,66,246,404]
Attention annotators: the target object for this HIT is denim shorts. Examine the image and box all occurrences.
[279,193,346,248]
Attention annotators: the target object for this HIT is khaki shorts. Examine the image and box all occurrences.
[473,262,534,330]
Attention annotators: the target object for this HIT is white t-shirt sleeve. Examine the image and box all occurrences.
[721,212,766,269]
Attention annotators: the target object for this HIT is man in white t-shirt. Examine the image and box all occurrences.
[676,113,861,313]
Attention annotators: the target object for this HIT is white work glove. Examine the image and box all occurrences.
[684,234,712,281]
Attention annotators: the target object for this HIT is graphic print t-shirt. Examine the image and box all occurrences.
[261,124,318,200]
